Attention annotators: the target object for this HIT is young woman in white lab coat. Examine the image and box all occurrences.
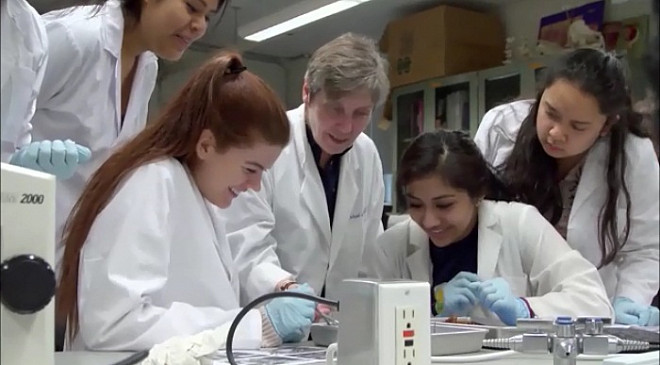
[55,53,316,351]
[1,0,46,162]
[368,131,614,326]
[1,0,91,174]
[31,0,226,270]
[474,49,659,326]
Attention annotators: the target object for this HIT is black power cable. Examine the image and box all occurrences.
[101,291,336,365]
[225,291,339,365]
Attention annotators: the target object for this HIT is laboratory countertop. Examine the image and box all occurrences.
[54,350,660,365]
[56,351,138,365]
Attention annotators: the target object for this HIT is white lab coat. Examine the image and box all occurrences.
[367,200,614,319]
[0,0,47,162]
[74,158,261,351]
[474,100,660,305]
[223,104,385,303]
[31,0,158,269]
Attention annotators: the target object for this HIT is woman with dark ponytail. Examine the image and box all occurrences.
[366,130,612,326]
[56,52,315,351]
[475,48,659,326]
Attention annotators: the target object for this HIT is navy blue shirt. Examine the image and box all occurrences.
[305,125,350,228]
[430,222,479,315]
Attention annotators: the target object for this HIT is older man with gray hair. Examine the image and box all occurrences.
[222,33,389,305]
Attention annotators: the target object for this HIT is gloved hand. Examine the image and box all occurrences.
[10,139,91,180]
[264,283,316,342]
[472,277,530,326]
[434,271,480,317]
[614,297,660,326]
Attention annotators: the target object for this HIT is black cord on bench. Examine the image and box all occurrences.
[225,291,339,365]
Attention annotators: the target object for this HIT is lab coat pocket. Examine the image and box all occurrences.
[349,206,367,220]
[1,64,37,143]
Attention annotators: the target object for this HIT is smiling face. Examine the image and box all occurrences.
[303,83,373,155]
[138,0,220,60]
[405,175,480,248]
[536,78,611,160]
[192,130,282,208]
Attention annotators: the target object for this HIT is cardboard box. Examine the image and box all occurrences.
[386,5,505,88]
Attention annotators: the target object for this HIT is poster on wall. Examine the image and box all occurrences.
[537,0,606,51]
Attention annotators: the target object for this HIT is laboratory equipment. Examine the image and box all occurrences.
[0,163,56,365]
[483,317,652,365]
[311,323,339,347]
[225,290,338,365]
[336,279,431,365]
[430,322,488,356]
[604,325,660,344]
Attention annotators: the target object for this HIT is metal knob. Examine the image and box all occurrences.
[554,317,575,338]
[582,318,604,335]
[0,254,56,314]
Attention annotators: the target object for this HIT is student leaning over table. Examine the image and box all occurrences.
[365,130,614,325]
[475,48,659,326]
[56,52,315,351]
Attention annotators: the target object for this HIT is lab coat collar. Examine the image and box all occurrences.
[293,105,332,245]
[100,0,158,141]
[293,105,309,167]
[328,149,359,262]
[476,201,503,280]
[569,137,609,221]
[405,203,503,282]
[406,219,432,282]
[100,0,124,59]
[7,0,48,53]
[291,103,361,252]
[183,163,238,289]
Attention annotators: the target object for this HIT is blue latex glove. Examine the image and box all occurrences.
[472,277,530,326]
[614,297,660,326]
[10,139,91,180]
[434,271,480,317]
[265,283,316,343]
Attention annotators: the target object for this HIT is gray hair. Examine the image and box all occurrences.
[304,33,390,107]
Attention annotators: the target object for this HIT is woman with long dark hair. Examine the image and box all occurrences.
[31,0,227,275]
[475,48,659,326]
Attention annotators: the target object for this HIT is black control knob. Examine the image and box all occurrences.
[0,254,56,314]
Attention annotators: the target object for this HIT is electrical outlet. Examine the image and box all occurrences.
[337,280,430,365]
[395,306,423,365]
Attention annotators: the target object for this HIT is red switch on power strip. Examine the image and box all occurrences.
[403,330,415,338]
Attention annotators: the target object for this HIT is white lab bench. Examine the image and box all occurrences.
[56,351,136,365]
[54,350,660,365]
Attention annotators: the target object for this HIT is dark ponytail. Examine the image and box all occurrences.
[397,130,512,208]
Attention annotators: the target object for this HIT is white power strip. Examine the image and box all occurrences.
[602,351,660,365]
